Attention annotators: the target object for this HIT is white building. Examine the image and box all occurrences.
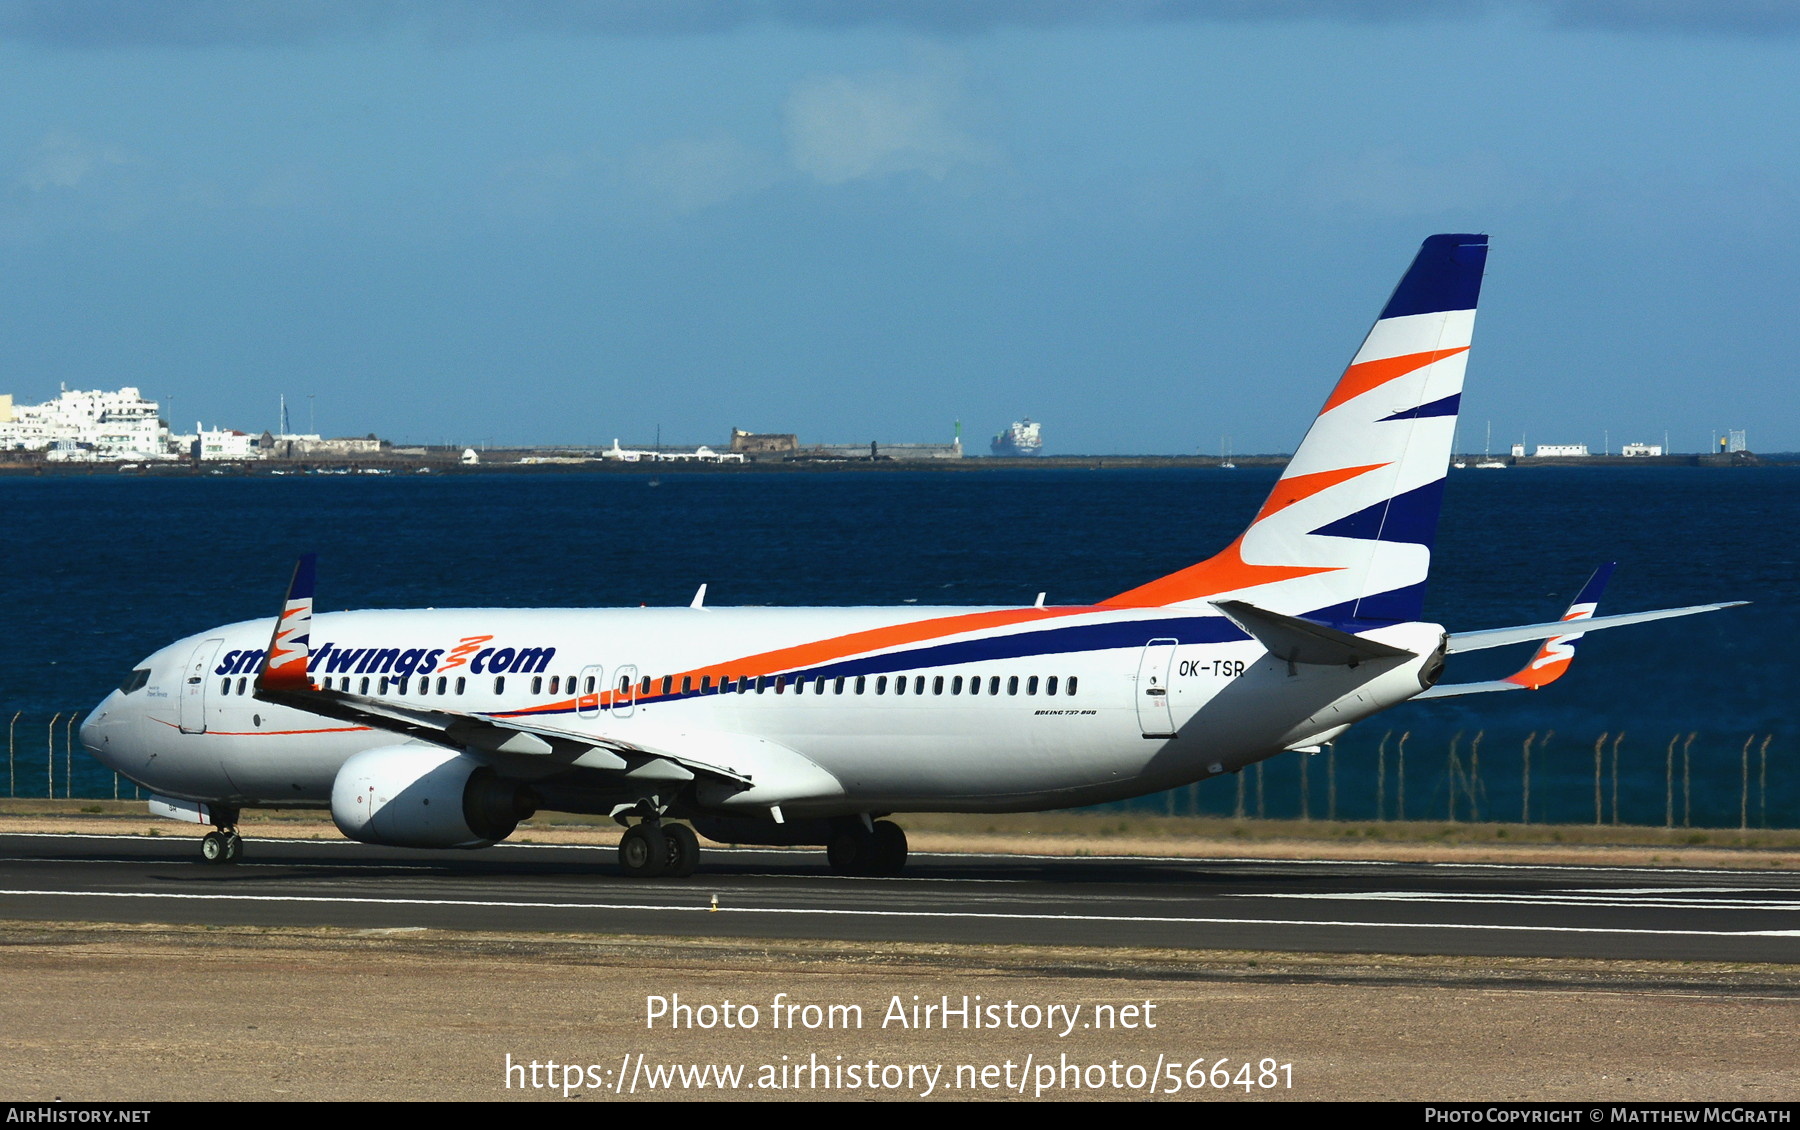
[0,386,170,460]
[194,423,262,461]
[1621,442,1663,457]
[1532,444,1590,457]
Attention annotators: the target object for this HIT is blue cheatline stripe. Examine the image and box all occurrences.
[1377,393,1461,422]
[1377,234,1487,321]
[792,615,1248,684]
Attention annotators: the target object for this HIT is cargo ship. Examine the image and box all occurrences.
[991,418,1042,456]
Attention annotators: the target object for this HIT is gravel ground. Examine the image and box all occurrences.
[3,813,1795,1103]
[1,924,1796,1103]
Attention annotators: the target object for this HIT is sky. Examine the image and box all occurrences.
[1,1,1796,455]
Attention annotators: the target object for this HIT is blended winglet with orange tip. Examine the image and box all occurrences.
[256,553,317,694]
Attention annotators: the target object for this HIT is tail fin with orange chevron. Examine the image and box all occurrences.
[1103,233,1488,624]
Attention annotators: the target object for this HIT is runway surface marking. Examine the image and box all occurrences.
[1,887,1793,937]
[1241,890,1800,910]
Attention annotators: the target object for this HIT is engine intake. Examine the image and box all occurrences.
[330,745,535,849]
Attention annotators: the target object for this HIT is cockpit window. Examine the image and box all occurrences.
[119,668,151,695]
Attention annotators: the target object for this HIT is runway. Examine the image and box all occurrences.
[1,832,1795,962]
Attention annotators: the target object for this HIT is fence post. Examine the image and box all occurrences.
[1665,734,1677,828]
[1760,735,1771,829]
[1376,730,1390,822]
[1234,768,1245,820]
[64,714,75,799]
[1470,731,1483,823]
[46,713,59,799]
[1447,731,1462,822]
[1682,732,1696,828]
[1327,742,1337,822]
[1254,761,1265,820]
[1522,731,1535,824]
[7,711,18,799]
[1741,734,1752,832]
[1610,733,1623,826]
[1397,731,1409,821]
[1593,733,1607,825]
[1299,749,1310,821]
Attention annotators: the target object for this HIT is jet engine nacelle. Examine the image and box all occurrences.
[330,745,535,849]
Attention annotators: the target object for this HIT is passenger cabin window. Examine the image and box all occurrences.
[1067,676,1078,695]
[1027,676,1039,695]
[494,676,505,694]
[455,676,466,695]
[532,676,543,694]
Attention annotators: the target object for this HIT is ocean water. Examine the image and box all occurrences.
[3,465,1793,825]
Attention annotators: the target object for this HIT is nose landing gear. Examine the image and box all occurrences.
[199,811,243,865]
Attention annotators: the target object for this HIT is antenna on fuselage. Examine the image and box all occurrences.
[690,584,708,609]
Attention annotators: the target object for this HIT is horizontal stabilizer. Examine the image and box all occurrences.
[1413,678,1524,701]
[1445,602,1746,654]
[1212,599,1416,667]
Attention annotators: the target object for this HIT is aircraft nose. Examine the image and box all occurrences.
[79,695,121,770]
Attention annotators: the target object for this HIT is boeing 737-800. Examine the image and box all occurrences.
[79,234,1742,878]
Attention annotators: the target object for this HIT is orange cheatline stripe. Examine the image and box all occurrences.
[654,606,1087,693]
[1320,347,1468,414]
[1099,534,1339,609]
[1253,462,1390,522]
[549,605,1095,707]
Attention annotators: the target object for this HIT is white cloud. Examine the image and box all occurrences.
[623,135,781,213]
[784,62,996,186]
[1310,146,1549,215]
[19,132,127,191]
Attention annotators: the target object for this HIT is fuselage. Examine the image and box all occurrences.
[82,603,1444,818]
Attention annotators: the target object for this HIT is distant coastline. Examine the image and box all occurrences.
[0,450,1790,476]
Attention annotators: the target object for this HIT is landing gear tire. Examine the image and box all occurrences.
[826,820,909,877]
[200,831,226,864]
[868,821,907,876]
[663,823,700,879]
[620,823,669,879]
[826,827,868,876]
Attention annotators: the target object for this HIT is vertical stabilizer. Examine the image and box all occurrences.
[1105,234,1487,623]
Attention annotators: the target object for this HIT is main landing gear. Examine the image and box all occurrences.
[618,818,700,880]
[826,818,907,877]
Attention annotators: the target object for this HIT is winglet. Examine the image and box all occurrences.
[257,554,317,693]
[1502,562,1614,689]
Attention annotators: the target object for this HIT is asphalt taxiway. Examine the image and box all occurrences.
[1,832,1794,962]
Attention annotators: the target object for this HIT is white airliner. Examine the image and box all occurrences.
[80,235,1742,878]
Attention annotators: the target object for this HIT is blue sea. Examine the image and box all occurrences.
[3,465,1794,827]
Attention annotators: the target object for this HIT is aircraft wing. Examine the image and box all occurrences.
[250,556,840,811]
[1420,564,1746,699]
